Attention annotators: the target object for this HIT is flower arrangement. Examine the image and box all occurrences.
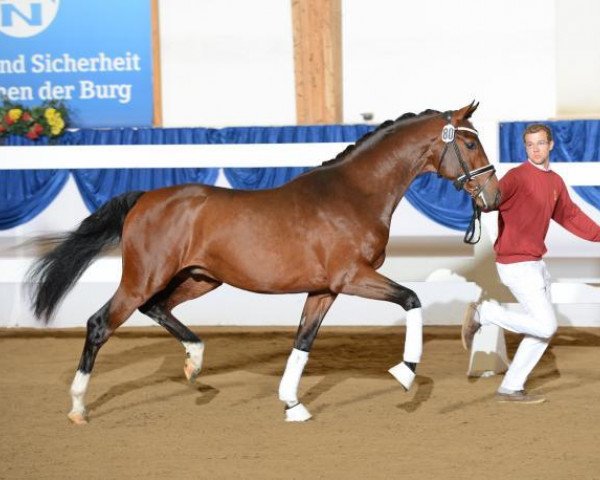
[0,99,69,140]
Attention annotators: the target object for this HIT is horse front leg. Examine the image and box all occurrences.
[279,291,337,422]
[336,266,423,391]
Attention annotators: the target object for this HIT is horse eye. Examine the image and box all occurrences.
[466,141,476,150]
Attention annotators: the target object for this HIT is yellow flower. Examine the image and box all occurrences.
[8,108,22,121]
[46,109,64,134]
[44,108,57,121]
[49,111,61,123]
[50,117,65,135]
[47,112,64,135]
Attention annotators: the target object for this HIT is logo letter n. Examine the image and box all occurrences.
[1,3,42,27]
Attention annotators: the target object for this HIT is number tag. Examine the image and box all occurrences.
[442,124,455,143]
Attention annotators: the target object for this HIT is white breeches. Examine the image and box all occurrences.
[480,260,557,391]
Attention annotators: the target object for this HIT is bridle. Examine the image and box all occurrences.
[437,112,496,244]
[438,112,495,203]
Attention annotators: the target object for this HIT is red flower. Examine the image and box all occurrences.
[21,112,32,122]
[26,123,44,140]
[0,124,6,133]
[4,114,14,126]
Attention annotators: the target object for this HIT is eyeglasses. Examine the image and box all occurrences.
[525,140,549,149]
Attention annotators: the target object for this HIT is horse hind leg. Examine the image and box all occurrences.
[141,304,205,383]
[68,290,141,424]
[68,303,110,425]
[139,273,222,383]
[67,270,163,425]
[279,292,337,422]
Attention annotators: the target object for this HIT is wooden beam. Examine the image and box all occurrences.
[291,0,343,124]
[151,0,163,126]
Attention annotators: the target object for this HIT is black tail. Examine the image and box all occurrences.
[26,191,145,323]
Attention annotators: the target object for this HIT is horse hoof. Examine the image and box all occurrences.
[67,411,88,425]
[184,358,201,383]
[284,403,312,422]
[388,361,416,391]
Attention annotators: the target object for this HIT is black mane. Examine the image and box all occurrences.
[321,109,441,166]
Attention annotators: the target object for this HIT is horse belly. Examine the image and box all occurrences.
[199,225,327,293]
[213,250,325,293]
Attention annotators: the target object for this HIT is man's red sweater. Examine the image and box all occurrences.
[494,160,600,264]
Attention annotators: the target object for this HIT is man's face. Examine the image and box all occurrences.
[524,131,553,167]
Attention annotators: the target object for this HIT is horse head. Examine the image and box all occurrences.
[422,101,501,211]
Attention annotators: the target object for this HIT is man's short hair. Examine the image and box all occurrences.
[522,124,553,143]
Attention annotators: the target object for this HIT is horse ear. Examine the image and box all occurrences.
[452,101,479,122]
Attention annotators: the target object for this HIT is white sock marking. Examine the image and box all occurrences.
[182,341,204,371]
[70,371,90,415]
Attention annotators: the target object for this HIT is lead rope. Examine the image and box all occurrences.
[463,198,481,244]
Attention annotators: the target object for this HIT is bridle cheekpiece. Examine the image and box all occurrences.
[438,111,496,244]
[439,113,495,203]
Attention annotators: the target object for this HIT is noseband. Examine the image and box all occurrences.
[437,112,496,244]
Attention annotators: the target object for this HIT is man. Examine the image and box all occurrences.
[462,123,600,403]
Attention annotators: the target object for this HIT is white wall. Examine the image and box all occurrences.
[556,0,600,116]
[342,0,556,125]
[159,1,556,130]
[159,0,296,127]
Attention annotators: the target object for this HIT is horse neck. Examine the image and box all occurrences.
[336,127,432,220]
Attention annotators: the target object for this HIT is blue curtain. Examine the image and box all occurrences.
[0,135,68,229]
[1,124,474,230]
[500,120,600,211]
[73,169,219,212]
[0,169,69,229]
[0,129,219,222]
[68,128,219,211]
[407,173,473,230]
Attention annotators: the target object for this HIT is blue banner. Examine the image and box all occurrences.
[0,0,154,127]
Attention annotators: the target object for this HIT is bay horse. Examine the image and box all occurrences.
[27,102,500,424]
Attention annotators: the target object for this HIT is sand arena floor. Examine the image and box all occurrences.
[1,326,599,479]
